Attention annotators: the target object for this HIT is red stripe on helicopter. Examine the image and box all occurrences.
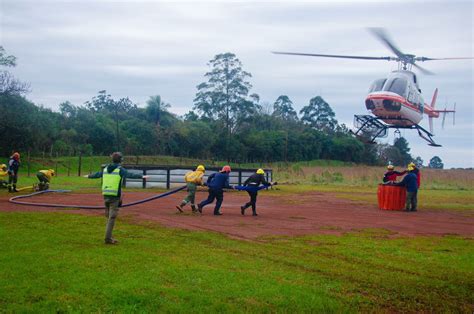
[366,94,421,113]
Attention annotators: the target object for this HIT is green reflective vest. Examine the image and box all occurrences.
[102,167,122,196]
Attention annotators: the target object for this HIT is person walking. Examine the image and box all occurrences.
[383,164,406,183]
[7,152,20,193]
[36,169,55,191]
[239,168,272,216]
[176,164,206,213]
[396,164,419,212]
[197,165,233,216]
[86,152,148,244]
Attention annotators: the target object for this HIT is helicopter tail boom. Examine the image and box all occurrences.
[424,88,440,118]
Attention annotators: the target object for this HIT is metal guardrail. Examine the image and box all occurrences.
[118,165,273,189]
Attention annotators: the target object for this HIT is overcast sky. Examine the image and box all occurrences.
[1,0,473,168]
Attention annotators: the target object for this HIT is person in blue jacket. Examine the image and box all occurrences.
[7,152,21,193]
[197,165,233,216]
[396,165,419,212]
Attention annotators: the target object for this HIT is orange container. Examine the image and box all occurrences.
[377,184,406,210]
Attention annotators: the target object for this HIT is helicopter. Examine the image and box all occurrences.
[273,28,472,147]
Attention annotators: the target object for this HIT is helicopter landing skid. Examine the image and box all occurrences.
[351,115,442,147]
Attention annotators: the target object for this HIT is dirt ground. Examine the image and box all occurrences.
[1,190,473,240]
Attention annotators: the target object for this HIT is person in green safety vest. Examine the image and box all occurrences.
[85,152,148,244]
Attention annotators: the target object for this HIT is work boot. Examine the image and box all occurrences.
[252,211,258,216]
[197,204,203,214]
[104,238,118,245]
[13,185,19,192]
[214,211,222,216]
[176,205,183,213]
[191,205,197,213]
[8,185,12,193]
[240,206,246,215]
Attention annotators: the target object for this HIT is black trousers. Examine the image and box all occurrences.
[243,190,258,214]
[199,189,224,214]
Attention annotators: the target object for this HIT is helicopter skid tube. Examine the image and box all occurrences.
[8,186,187,209]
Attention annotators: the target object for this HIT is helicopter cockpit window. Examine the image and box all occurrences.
[369,79,386,93]
[383,78,408,97]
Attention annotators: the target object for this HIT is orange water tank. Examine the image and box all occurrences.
[377,184,406,211]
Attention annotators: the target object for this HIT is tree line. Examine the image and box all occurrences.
[1,48,433,166]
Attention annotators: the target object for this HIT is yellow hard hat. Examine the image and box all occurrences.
[387,165,394,170]
[196,165,205,172]
[256,168,264,175]
[0,164,6,170]
[407,165,415,171]
[408,162,416,168]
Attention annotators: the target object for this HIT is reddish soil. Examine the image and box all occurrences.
[1,190,473,240]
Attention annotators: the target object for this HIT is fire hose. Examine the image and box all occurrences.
[8,185,187,209]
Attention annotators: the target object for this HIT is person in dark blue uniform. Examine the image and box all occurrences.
[197,165,233,216]
[7,152,20,193]
[396,165,419,212]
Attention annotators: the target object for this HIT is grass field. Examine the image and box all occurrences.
[1,155,473,312]
[0,212,473,312]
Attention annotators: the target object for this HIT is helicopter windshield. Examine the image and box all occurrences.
[383,78,408,97]
[368,79,386,93]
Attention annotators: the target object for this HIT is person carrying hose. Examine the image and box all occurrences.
[7,152,20,193]
[176,164,205,213]
[238,168,273,216]
[197,165,233,216]
[36,169,55,191]
[0,164,8,188]
[86,152,148,244]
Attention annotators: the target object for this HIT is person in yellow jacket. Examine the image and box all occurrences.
[36,169,55,191]
[176,165,205,213]
[0,164,8,188]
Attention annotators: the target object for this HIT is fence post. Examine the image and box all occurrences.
[78,153,82,177]
[238,169,242,186]
[166,168,170,189]
[142,169,147,189]
[27,150,31,177]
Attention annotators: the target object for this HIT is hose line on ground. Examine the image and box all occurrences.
[8,186,187,209]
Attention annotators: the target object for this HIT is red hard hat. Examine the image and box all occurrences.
[221,165,231,173]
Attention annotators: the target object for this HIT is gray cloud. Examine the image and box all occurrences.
[2,0,472,167]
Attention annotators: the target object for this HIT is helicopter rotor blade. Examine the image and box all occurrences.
[368,27,406,60]
[272,51,394,61]
[415,56,474,61]
[412,63,435,75]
